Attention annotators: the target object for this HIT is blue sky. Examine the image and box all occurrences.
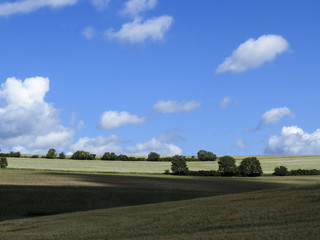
[0,0,319,156]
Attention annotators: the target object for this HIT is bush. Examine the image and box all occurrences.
[46,149,57,159]
[31,155,39,158]
[118,154,129,161]
[187,170,219,176]
[59,152,66,159]
[0,157,8,168]
[273,166,289,176]
[147,152,160,161]
[197,150,217,161]
[218,156,238,176]
[238,157,263,177]
[171,155,189,175]
[71,150,96,160]
[289,169,320,176]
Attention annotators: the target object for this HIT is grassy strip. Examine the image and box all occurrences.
[0,184,319,240]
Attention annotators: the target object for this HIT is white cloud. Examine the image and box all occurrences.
[122,0,157,17]
[0,76,74,152]
[265,126,320,155]
[219,96,239,109]
[71,135,122,155]
[216,34,289,73]
[98,111,146,130]
[92,0,110,10]
[70,134,182,156]
[232,139,245,150]
[125,138,182,156]
[259,107,295,127]
[153,100,201,114]
[82,26,95,39]
[0,0,77,17]
[106,15,173,44]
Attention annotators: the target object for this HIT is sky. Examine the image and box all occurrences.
[0,0,320,156]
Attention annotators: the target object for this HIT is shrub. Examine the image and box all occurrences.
[164,169,170,175]
[187,170,219,176]
[46,149,57,159]
[197,150,217,161]
[31,155,39,158]
[273,166,289,176]
[0,157,8,168]
[238,157,263,177]
[147,152,160,161]
[59,152,66,159]
[71,150,96,160]
[171,155,189,175]
[218,156,238,176]
[289,169,320,175]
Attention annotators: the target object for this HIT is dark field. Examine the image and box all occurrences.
[0,169,320,239]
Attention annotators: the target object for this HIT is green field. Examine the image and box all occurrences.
[1,156,320,239]
[6,155,320,173]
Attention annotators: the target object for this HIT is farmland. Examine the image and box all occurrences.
[1,156,320,239]
[6,155,320,173]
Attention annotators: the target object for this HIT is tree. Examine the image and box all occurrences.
[218,156,238,176]
[273,166,289,176]
[147,152,160,161]
[238,157,263,177]
[197,150,217,161]
[0,157,8,168]
[46,149,57,159]
[171,155,188,175]
[71,150,95,160]
[59,152,66,159]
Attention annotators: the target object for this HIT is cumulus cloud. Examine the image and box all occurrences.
[0,0,77,17]
[71,135,122,155]
[0,76,74,152]
[216,34,289,73]
[97,111,146,130]
[92,0,110,10]
[82,26,95,39]
[265,126,320,155]
[232,139,245,150]
[125,137,182,156]
[219,96,239,109]
[122,0,157,17]
[106,16,173,44]
[153,100,201,114]
[70,134,182,156]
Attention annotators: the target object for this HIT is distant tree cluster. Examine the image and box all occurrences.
[170,155,263,177]
[0,151,21,158]
[197,150,217,161]
[273,166,320,176]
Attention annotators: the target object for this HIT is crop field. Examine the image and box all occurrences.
[6,155,320,173]
[1,155,320,239]
[0,169,320,239]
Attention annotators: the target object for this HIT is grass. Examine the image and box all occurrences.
[7,155,320,173]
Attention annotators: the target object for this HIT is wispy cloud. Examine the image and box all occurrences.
[216,34,289,73]
[0,0,77,17]
[106,16,173,44]
[153,100,202,114]
[232,139,245,150]
[247,107,295,132]
[265,126,320,155]
[92,0,111,10]
[219,96,239,109]
[82,26,95,39]
[97,111,146,130]
[121,0,157,17]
